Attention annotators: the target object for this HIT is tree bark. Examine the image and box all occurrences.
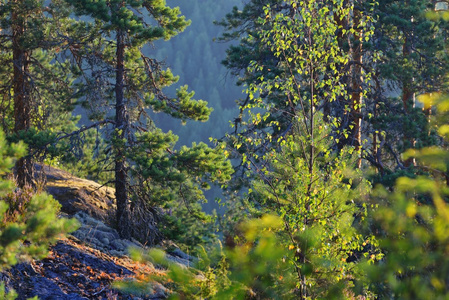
[12,5,33,188]
[351,6,363,168]
[402,32,416,167]
[331,0,348,124]
[402,36,413,113]
[115,27,131,238]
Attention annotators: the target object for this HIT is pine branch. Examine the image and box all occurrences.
[54,120,114,143]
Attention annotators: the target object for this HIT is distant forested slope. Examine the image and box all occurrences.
[147,0,243,146]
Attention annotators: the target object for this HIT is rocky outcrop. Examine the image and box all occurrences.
[1,165,195,299]
[71,211,142,257]
[2,238,169,300]
[37,164,116,224]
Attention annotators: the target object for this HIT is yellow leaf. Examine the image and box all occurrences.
[417,93,440,110]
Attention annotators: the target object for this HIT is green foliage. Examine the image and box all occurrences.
[220,0,377,188]
[362,0,449,174]
[7,128,60,158]
[0,0,78,131]
[0,136,26,179]
[219,0,449,178]
[120,210,373,299]
[118,215,289,299]
[0,192,78,268]
[0,0,85,189]
[160,206,218,251]
[0,131,79,266]
[214,1,380,298]
[65,0,233,243]
[366,95,449,299]
[222,116,377,299]
[128,128,233,247]
[0,130,78,298]
[148,85,213,122]
[118,2,380,297]
[110,2,449,300]
[148,0,241,148]
[57,128,113,183]
[0,283,18,300]
[374,0,449,94]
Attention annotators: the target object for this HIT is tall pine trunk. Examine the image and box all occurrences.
[351,7,363,168]
[331,0,348,123]
[115,28,131,238]
[402,36,413,113]
[402,31,416,167]
[12,6,33,188]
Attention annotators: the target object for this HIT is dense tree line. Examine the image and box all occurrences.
[149,0,242,145]
[0,0,233,244]
[1,0,449,299]
[142,0,449,299]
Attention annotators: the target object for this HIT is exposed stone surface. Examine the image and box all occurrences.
[6,262,87,300]
[37,164,116,224]
[1,165,196,299]
[71,211,143,257]
[2,239,163,300]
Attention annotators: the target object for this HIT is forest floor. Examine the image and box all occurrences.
[1,165,191,299]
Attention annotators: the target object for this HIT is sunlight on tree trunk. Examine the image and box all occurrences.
[12,4,33,188]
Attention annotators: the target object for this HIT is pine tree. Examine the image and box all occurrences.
[245,119,375,298]
[0,130,78,298]
[364,0,449,174]
[217,0,378,191]
[219,0,449,178]
[234,2,377,297]
[365,92,449,298]
[0,0,77,188]
[66,0,233,240]
[188,1,378,297]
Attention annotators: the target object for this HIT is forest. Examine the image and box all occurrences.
[1,0,449,299]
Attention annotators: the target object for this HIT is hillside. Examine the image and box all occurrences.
[1,166,192,300]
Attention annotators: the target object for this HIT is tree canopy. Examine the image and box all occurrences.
[2,0,449,299]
